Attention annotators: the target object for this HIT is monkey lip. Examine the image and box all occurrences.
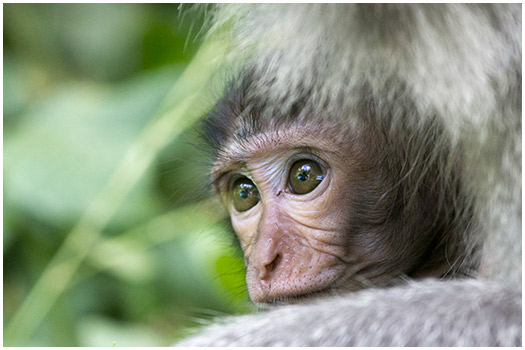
[281,288,334,304]
[253,285,335,305]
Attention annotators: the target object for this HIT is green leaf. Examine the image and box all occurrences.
[4,67,181,230]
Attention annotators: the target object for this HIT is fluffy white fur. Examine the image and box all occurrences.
[177,279,520,346]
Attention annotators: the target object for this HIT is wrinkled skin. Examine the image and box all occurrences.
[212,120,467,303]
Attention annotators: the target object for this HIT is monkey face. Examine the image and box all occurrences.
[215,132,351,302]
[206,87,474,302]
[212,122,403,303]
[209,118,471,304]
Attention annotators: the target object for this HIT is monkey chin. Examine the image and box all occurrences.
[246,265,345,306]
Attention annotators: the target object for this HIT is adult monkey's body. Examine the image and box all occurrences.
[177,4,521,346]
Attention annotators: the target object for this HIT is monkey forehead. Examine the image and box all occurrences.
[211,123,348,179]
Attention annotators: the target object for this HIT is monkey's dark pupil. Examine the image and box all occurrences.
[298,172,308,181]
[240,190,249,199]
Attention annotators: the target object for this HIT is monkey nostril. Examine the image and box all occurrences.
[264,254,281,275]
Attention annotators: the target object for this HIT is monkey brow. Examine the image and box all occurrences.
[210,159,247,186]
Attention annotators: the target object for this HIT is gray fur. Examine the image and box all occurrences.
[177,280,521,347]
[175,4,521,346]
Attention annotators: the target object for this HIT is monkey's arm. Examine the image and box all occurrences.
[175,279,521,347]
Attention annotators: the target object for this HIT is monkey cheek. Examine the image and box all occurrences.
[245,252,343,304]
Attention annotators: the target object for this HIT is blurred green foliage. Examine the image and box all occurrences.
[4,3,250,346]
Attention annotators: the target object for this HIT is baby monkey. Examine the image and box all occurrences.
[203,76,472,304]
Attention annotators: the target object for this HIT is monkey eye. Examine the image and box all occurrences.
[288,160,325,195]
[231,177,260,212]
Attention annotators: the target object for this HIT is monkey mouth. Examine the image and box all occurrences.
[286,289,334,303]
[256,286,335,306]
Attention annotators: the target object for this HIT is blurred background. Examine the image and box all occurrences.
[4,3,250,346]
